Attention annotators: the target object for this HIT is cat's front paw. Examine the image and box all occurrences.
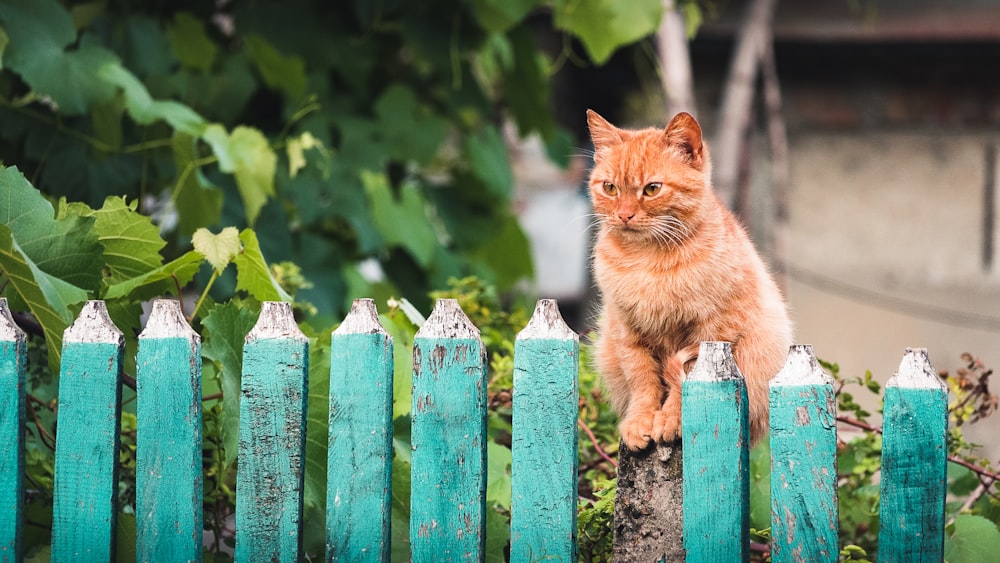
[652,408,682,443]
[619,414,654,451]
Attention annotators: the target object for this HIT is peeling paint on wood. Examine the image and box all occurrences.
[136,299,203,562]
[0,299,25,561]
[682,341,749,562]
[235,302,309,563]
[51,301,124,562]
[510,299,579,562]
[410,299,487,560]
[878,348,947,563]
[327,299,393,561]
[769,345,838,563]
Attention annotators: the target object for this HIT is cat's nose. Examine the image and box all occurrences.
[619,212,635,224]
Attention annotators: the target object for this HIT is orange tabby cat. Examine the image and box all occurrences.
[587,109,792,450]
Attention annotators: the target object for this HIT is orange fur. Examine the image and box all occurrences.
[586,110,792,451]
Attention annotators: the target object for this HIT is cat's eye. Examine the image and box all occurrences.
[643,183,662,197]
[602,182,618,196]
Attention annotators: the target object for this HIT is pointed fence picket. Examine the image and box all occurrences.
[0,300,25,562]
[768,345,838,563]
[327,298,394,560]
[136,299,203,561]
[681,341,750,562]
[0,296,953,562]
[50,301,125,562]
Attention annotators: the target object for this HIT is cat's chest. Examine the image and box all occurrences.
[595,244,712,322]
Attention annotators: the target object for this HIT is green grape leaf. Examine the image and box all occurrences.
[380,309,417,420]
[486,441,512,510]
[171,132,223,235]
[192,227,241,273]
[102,250,203,302]
[552,0,663,65]
[373,85,449,166]
[232,229,292,302]
[70,1,105,31]
[202,301,260,467]
[390,459,412,559]
[0,0,117,114]
[502,25,555,139]
[362,171,438,268]
[105,298,143,376]
[99,63,207,136]
[304,331,330,511]
[124,16,173,76]
[470,213,532,290]
[485,507,510,563]
[59,196,165,285]
[202,125,277,226]
[0,223,83,374]
[1,166,103,292]
[465,125,514,199]
[244,33,307,100]
[471,0,540,33]
[165,11,217,73]
[945,514,1000,563]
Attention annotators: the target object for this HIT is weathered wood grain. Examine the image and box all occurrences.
[410,299,487,561]
[510,299,579,562]
[136,299,203,562]
[327,298,394,561]
[681,341,749,562]
[234,302,309,563]
[769,345,838,563]
[51,301,124,562]
[878,348,947,563]
[0,299,25,563]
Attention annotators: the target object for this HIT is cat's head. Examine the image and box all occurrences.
[586,110,711,245]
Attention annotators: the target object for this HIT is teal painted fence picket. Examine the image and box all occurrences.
[0,296,951,561]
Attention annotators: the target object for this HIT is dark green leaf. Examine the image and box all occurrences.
[244,34,307,100]
[165,11,218,73]
[103,250,203,301]
[470,213,533,290]
[552,0,663,65]
[471,0,539,33]
[202,125,277,226]
[363,172,438,268]
[100,63,207,136]
[60,196,165,285]
[172,132,223,235]
[202,301,259,467]
[233,228,292,302]
[465,125,513,199]
[374,84,449,166]
[1,165,103,293]
[944,515,1000,563]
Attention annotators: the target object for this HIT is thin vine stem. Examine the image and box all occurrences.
[189,268,221,323]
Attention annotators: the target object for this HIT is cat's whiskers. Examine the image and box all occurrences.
[648,215,691,247]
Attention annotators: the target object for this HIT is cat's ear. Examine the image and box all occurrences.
[664,112,706,170]
[587,110,623,154]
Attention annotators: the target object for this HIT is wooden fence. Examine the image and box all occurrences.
[0,296,947,562]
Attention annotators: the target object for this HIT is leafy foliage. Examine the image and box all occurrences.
[0,0,679,319]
